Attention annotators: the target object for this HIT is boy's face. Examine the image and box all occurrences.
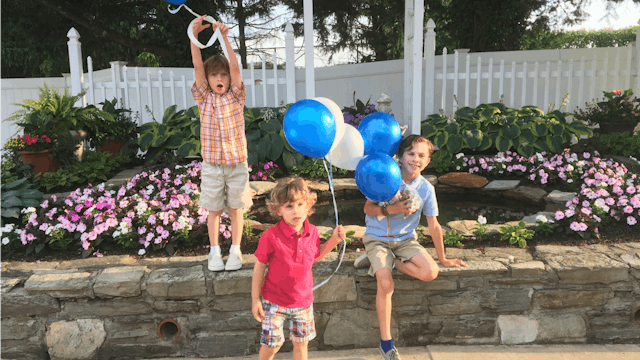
[277,196,309,231]
[207,70,230,95]
[400,142,431,176]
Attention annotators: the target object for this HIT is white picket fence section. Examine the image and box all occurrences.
[431,44,639,116]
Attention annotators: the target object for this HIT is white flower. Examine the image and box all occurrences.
[2,237,10,245]
[456,153,465,159]
[138,249,146,256]
[175,164,183,169]
[456,166,461,170]
[536,215,548,223]
[477,215,487,225]
[14,229,22,234]
[567,179,573,183]
[566,165,574,172]
[112,230,121,238]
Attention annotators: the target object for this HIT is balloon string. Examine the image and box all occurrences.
[312,156,346,291]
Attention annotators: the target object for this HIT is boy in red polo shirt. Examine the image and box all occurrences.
[190,16,252,271]
[251,177,345,360]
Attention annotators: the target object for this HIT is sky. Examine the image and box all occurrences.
[235,0,640,69]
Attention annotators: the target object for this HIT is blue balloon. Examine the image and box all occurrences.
[163,0,187,4]
[358,112,402,156]
[284,99,336,158]
[355,153,403,202]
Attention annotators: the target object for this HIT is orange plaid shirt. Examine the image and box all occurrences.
[191,82,247,165]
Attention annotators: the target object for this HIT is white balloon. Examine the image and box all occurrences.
[313,97,345,153]
[324,124,365,171]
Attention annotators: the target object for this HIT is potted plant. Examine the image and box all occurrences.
[4,84,95,163]
[574,89,640,135]
[89,99,139,156]
[5,133,59,175]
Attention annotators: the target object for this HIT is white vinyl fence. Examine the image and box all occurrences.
[3,19,639,146]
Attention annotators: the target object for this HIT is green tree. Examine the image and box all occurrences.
[1,0,223,78]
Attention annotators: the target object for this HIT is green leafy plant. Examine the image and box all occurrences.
[574,89,640,127]
[321,230,356,251]
[422,103,593,161]
[1,178,44,225]
[89,98,139,144]
[138,105,201,161]
[289,158,348,180]
[536,217,554,236]
[443,229,464,247]
[244,105,296,167]
[599,131,640,158]
[473,215,489,241]
[498,221,534,248]
[35,150,132,192]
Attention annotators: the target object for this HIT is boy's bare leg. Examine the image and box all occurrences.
[292,341,309,360]
[394,253,439,282]
[207,210,223,247]
[375,268,394,340]
[228,207,244,247]
[258,345,280,360]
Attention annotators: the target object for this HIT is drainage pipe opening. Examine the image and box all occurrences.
[157,318,181,340]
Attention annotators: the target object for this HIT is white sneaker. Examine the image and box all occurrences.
[225,251,243,271]
[208,252,224,271]
[354,253,371,269]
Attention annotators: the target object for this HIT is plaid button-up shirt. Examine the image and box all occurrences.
[191,82,247,165]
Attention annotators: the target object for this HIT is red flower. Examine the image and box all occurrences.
[612,89,622,96]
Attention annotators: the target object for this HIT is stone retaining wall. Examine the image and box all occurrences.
[2,244,640,360]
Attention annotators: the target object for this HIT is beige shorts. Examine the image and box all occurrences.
[199,161,253,212]
[363,234,429,277]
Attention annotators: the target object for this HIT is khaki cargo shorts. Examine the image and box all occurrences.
[199,161,253,212]
[362,234,429,277]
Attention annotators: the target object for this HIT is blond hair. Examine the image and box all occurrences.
[266,177,317,217]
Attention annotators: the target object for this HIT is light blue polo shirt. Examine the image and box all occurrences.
[364,175,439,241]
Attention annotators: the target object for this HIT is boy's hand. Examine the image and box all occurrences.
[251,298,264,322]
[439,257,468,268]
[332,225,346,240]
[216,22,229,37]
[388,198,412,215]
[192,15,211,35]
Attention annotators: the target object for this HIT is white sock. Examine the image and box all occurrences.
[229,244,240,254]
[210,246,221,254]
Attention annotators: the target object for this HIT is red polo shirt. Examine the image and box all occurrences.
[254,219,321,308]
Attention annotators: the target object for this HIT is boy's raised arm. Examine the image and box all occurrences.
[191,15,210,90]
[217,22,242,89]
[315,225,346,262]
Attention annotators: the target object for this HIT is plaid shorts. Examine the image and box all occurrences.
[260,299,316,348]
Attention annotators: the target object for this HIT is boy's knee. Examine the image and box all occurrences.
[293,341,308,349]
[419,264,439,282]
[376,275,395,294]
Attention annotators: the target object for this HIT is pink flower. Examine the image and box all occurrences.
[263,176,267,181]
[258,172,263,177]
[624,206,634,214]
[223,230,231,239]
[627,216,637,225]
[264,164,270,170]
[555,211,565,220]
[581,208,591,216]
[138,226,147,235]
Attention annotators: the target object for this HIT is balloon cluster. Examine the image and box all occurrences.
[283,98,403,202]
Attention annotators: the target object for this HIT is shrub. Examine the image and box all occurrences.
[599,131,640,158]
[341,94,378,128]
[137,105,201,161]
[573,89,640,128]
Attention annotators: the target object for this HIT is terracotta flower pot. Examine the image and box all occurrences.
[18,149,59,176]
[99,140,125,156]
[598,122,638,135]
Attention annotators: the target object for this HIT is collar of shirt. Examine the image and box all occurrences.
[275,218,310,239]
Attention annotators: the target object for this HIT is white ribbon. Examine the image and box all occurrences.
[167,4,229,57]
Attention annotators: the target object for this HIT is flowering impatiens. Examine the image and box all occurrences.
[457,149,639,237]
[2,161,226,257]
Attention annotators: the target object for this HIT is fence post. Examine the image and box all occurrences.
[634,20,640,96]
[110,61,127,106]
[411,0,424,135]
[303,0,315,99]
[403,0,414,132]
[67,27,85,107]
[423,19,436,122]
[285,23,296,105]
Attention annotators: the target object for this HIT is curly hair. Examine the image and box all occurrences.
[396,134,434,159]
[266,177,317,218]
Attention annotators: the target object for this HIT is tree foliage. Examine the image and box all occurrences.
[1,0,224,78]
[521,26,637,50]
